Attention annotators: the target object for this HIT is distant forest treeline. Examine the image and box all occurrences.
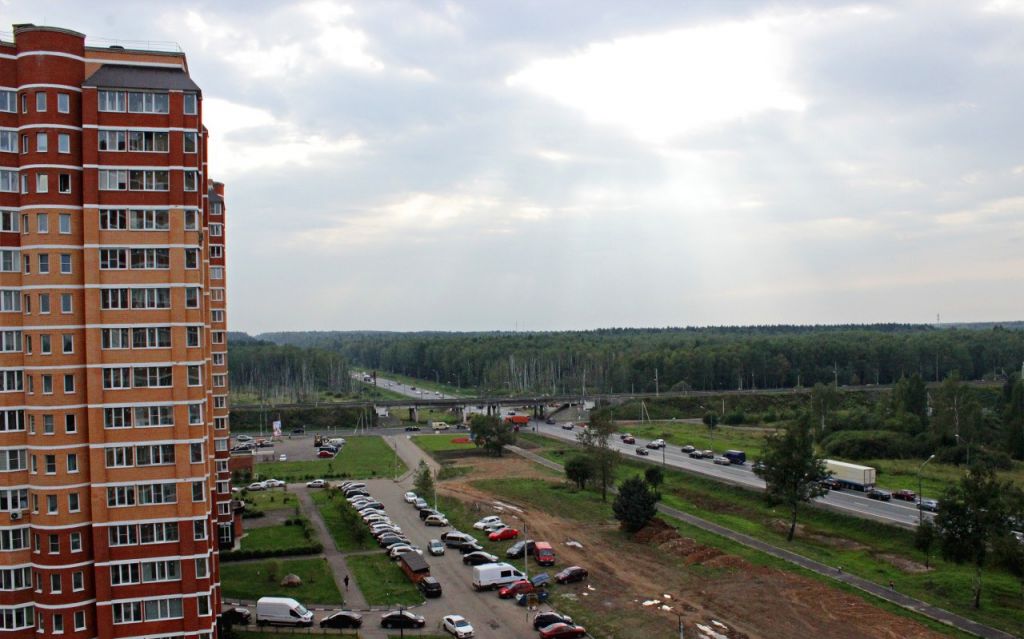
[227,332,351,403]
[242,324,1024,395]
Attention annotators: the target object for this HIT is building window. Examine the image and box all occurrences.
[128,130,168,152]
[215,416,228,430]
[184,93,197,114]
[44,455,56,475]
[38,294,50,314]
[127,91,170,114]
[212,309,225,322]
[213,353,225,366]
[184,170,198,191]
[58,174,70,193]
[52,613,63,634]
[187,365,201,386]
[0,251,18,273]
[192,481,205,502]
[0,170,16,192]
[35,174,48,194]
[42,375,53,395]
[210,266,224,280]
[73,611,85,631]
[62,334,73,354]
[36,132,47,152]
[184,209,199,230]
[186,326,200,347]
[0,90,15,113]
[189,403,203,424]
[63,374,74,394]
[195,557,208,579]
[60,294,72,314]
[99,209,126,229]
[130,209,169,230]
[37,254,48,274]
[98,90,126,112]
[59,214,71,234]
[98,130,126,151]
[48,534,58,553]
[184,131,197,153]
[40,335,50,354]
[57,93,69,113]
[193,520,207,540]
[60,254,71,274]
[57,134,70,154]
[197,594,211,616]
[128,169,169,191]
[46,495,57,514]
[43,415,53,435]
[97,169,127,190]
[186,287,200,308]
[0,131,14,153]
[64,414,76,433]
[190,443,203,463]
[210,245,223,258]
[209,223,223,237]
[68,493,79,512]
[69,533,81,552]
[35,92,46,112]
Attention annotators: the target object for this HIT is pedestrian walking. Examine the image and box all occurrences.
[837,566,843,574]
[343,575,349,590]
[889,580,895,590]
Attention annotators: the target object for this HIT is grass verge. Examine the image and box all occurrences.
[240,521,316,553]
[310,489,377,552]
[345,553,423,606]
[220,558,343,605]
[255,436,407,481]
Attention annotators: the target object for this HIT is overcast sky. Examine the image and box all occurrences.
[7,1,1024,333]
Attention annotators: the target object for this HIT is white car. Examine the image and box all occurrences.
[472,516,503,530]
[443,614,474,638]
[388,545,422,559]
[235,434,253,443]
[264,479,285,488]
[247,482,267,491]
[403,492,418,504]
[279,454,288,462]
[480,521,506,533]
[306,479,326,488]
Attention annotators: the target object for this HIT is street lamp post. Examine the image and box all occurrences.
[918,454,935,526]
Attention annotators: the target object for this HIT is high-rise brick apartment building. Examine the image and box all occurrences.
[0,24,232,639]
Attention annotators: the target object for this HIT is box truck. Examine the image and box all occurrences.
[724,450,746,465]
[825,460,876,491]
[255,596,313,627]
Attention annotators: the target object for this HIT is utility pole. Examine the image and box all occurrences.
[654,369,659,397]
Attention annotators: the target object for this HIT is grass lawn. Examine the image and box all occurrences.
[220,558,342,605]
[310,489,377,552]
[523,432,1024,637]
[241,490,299,513]
[240,522,314,552]
[255,436,407,481]
[345,553,422,606]
[411,433,477,453]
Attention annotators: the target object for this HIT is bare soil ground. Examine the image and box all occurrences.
[440,456,948,639]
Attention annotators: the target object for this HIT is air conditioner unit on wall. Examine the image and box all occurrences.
[10,511,21,521]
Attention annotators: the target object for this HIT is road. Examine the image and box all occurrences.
[534,422,931,529]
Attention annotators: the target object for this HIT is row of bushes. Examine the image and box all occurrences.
[820,430,1013,469]
[220,543,324,562]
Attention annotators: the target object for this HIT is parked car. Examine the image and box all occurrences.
[424,514,449,527]
[819,478,842,491]
[473,516,503,530]
[235,435,254,443]
[554,566,588,584]
[404,425,421,431]
[221,606,252,626]
[488,527,520,541]
[380,610,425,629]
[545,418,556,425]
[317,449,335,459]
[388,545,420,560]
[462,551,498,566]
[306,479,326,488]
[893,489,917,502]
[247,482,266,491]
[428,539,446,556]
[497,579,535,599]
[539,622,588,638]
[918,498,940,512]
[867,488,892,501]
[403,491,418,503]
[635,447,650,456]
[506,539,536,559]
[646,439,666,449]
[712,455,731,466]
[319,610,362,629]
[417,576,443,598]
[442,614,474,638]
[263,479,285,488]
[458,541,486,554]
[442,531,477,547]
[420,508,444,521]
[680,445,696,453]
[533,612,573,630]
[414,498,429,510]
[256,596,313,627]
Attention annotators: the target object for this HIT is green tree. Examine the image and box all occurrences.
[914,519,937,569]
[413,460,434,500]
[612,476,660,532]
[809,383,840,440]
[564,455,593,490]
[1003,375,1024,460]
[931,373,981,457]
[577,409,619,502]
[892,373,929,430]
[644,466,664,491]
[935,465,1021,609]
[469,414,516,456]
[753,414,828,542]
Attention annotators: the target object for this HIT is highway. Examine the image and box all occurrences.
[365,374,932,529]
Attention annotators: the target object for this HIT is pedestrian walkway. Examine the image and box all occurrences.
[506,445,1018,639]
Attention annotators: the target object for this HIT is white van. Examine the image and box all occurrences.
[432,421,450,431]
[471,562,525,591]
[328,437,346,447]
[255,596,314,627]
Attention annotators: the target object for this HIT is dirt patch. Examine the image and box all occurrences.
[879,553,932,574]
[766,519,869,551]
[442,459,948,639]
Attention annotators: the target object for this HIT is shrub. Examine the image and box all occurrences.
[220,544,324,562]
[821,430,920,459]
[722,411,746,425]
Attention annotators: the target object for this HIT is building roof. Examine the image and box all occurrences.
[83,64,200,92]
[208,190,224,204]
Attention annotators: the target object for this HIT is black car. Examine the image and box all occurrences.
[918,499,939,512]
[320,610,362,629]
[404,425,421,431]
[555,566,588,584]
[533,612,573,630]
[462,551,498,565]
[378,535,409,548]
[457,541,485,554]
[635,447,649,456]
[380,610,425,629]
[545,418,556,425]
[221,607,252,626]
[688,450,703,459]
[417,576,443,598]
[419,508,443,521]
[819,478,842,491]
[506,539,536,559]
[867,488,892,501]
[680,445,696,454]
[291,427,305,434]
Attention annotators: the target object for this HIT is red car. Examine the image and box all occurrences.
[893,489,917,502]
[317,450,335,458]
[488,527,520,541]
[622,436,635,444]
[497,579,535,599]
[539,623,587,638]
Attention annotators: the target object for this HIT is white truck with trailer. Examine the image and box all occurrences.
[824,460,876,491]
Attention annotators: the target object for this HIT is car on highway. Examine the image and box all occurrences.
[867,488,892,501]
[554,566,588,584]
[320,610,362,629]
[688,450,704,459]
[403,491,418,503]
[635,447,650,456]
[462,551,498,566]
[700,449,714,458]
[712,455,731,466]
[497,579,535,599]
[235,434,254,443]
[428,539,445,556]
[306,479,326,488]
[533,612,573,630]
[247,481,266,491]
[918,498,940,512]
[819,478,842,491]
[380,610,425,630]
[317,449,335,458]
[488,527,520,541]
[442,614,475,638]
[473,516,503,530]
[561,423,575,430]
[291,427,305,435]
[424,514,449,527]
[893,489,917,502]
[545,418,556,425]
[404,425,421,431]
[506,539,536,559]
[539,622,588,638]
[680,444,696,454]
[646,439,666,449]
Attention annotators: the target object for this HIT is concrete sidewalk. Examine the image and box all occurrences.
[506,445,1018,639]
